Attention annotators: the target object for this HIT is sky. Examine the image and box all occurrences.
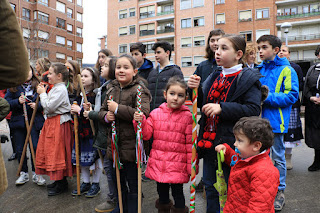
[82,0,108,64]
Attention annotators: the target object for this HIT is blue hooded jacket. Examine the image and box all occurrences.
[257,55,299,133]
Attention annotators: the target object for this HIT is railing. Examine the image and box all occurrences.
[157,28,174,34]
[140,30,155,36]
[277,11,320,20]
[239,18,252,22]
[281,33,320,42]
[157,10,174,16]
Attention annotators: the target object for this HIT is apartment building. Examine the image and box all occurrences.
[107,0,213,77]
[9,0,83,66]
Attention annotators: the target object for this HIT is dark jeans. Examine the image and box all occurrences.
[14,127,40,173]
[157,182,185,208]
[104,158,117,200]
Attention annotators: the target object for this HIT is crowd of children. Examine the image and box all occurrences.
[3,27,313,213]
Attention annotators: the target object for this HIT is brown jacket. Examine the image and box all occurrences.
[99,76,151,162]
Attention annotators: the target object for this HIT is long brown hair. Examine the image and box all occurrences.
[36,57,51,75]
[94,49,113,70]
[205,29,225,60]
[66,60,81,94]
[9,65,40,93]
[81,67,100,91]
[222,34,246,65]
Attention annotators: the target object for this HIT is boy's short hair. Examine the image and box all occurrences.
[315,45,320,57]
[233,117,274,152]
[152,41,172,60]
[130,42,146,55]
[257,35,282,49]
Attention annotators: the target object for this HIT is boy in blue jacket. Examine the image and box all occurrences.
[257,35,299,211]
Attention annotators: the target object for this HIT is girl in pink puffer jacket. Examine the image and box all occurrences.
[134,76,193,213]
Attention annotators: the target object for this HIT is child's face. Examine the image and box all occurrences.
[81,69,93,89]
[115,57,137,87]
[154,47,169,64]
[47,67,62,85]
[278,46,290,59]
[163,85,186,109]
[131,50,145,68]
[247,50,256,64]
[215,38,242,68]
[35,61,42,75]
[209,35,222,54]
[98,52,107,67]
[257,41,279,61]
[234,132,260,159]
[101,58,111,80]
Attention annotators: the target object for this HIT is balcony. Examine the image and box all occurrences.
[157,27,174,34]
[239,18,252,22]
[281,33,320,42]
[140,30,155,36]
[157,10,174,16]
[277,11,320,20]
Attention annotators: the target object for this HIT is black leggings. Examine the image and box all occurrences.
[157,182,185,208]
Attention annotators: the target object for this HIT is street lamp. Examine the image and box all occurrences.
[281,22,292,46]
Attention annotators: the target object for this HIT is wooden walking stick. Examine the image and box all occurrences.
[110,95,123,213]
[73,101,81,195]
[190,87,198,213]
[17,93,38,176]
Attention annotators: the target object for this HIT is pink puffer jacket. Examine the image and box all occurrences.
[139,103,193,184]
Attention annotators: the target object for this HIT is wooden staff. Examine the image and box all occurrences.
[77,74,105,170]
[115,156,123,213]
[17,94,38,176]
[190,87,198,213]
[73,101,81,195]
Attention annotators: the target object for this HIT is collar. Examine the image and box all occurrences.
[222,64,242,77]
[241,149,269,163]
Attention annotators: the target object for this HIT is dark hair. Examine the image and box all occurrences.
[10,65,40,93]
[107,56,117,80]
[315,45,320,57]
[66,60,80,94]
[152,41,172,60]
[257,35,282,50]
[233,117,274,152]
[117,54,137,70]
[205,29,225,60]
[222,34,246,64]
[95,49,113,70]
[37,57,51,75]
[130,42,146,55]
[51,63,69,83]
[81,67,100,90]
[165,76,188,95]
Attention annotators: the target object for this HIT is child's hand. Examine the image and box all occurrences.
[215,144,226,154]
[71,103,81,114]
[134,111,144,122]
[310,96,320,105]
[107,100,118,113]
[83,102,91,111]
[27,102,36,109]
[202,103,222,117]
[18,95,26,104]
[106,111,115,122]
[83,110,90,119]
[188,75,201,89]
[37,83,47,95]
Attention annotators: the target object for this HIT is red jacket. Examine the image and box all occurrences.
[223,144,279,213]
[137,103,193,184]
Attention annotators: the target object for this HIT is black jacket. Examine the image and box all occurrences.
[147,64,183,110]
[138,58,154,81]
[194,59,218,85]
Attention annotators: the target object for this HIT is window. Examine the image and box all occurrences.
[34,49,49,58]
[193,0,204,7]
[56,1,66,13]
[181,57,192,67]
[56,35,66,45]
[129,8,136,17]
[181,37,192,48]
[35,30,49,41]
[67,24,73,33]
[23,28,30,38]
[282,7,297,16]
[302,6,309,14]
[129,25,136,35]
[28,49,31,60]
[256,29,270,40]
[310,4,320,13]
[77,58,82,67]
[56,18,66,29]
[77,13,82,22]
[194,16,204,27]
[34,11,49,24]
[77,43,82,52]
[144,42,155,53]
[10,3,15,12]
[239,10,252,22]
[56,52,66,59]
[256,8,269,19]
[67,56,73,61]
[68,0,72,2]
[181,18,191,28]
[119,27,128,36]
[77,0,82,7]
[67,40,73,50]
[216,13,225,24]
[216,0,225,4]
[119,9,127,19]
[194,56,205,66]
[22,8,31,21]
[181,0,191,10]
[38,0,48,6]
[140,5,155,18]
[194,36,205,46]
[76,27,82,37]
[119,44,127,54]
[240,31,252,42]
[67,8,73,18]
[139,23,155,36]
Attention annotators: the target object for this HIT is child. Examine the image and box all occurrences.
[188,34,262,212]
[215,117,280,213]
[36,63,74,196]
[83,57,118,211]
[94,49,113,85]
[5,66,45,186]
[65,60,81,103]
[98,54,151,213]
[134,76,193,213]
[130,42,154,81]
[147,41,183,111]
[257,35,299,211]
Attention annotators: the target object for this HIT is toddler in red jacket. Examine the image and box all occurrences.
[215,117,280,213]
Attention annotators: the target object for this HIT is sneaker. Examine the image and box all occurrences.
[86,183,101,198]
[141,174,151,182]
[15,172,29,185]
[274,190,285,211]
[71,182,91,196]
[195,178,204,192]
[32,172,38,183]
[95,200,116,212]
[8,153,17,161]
[37,175,46,186]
